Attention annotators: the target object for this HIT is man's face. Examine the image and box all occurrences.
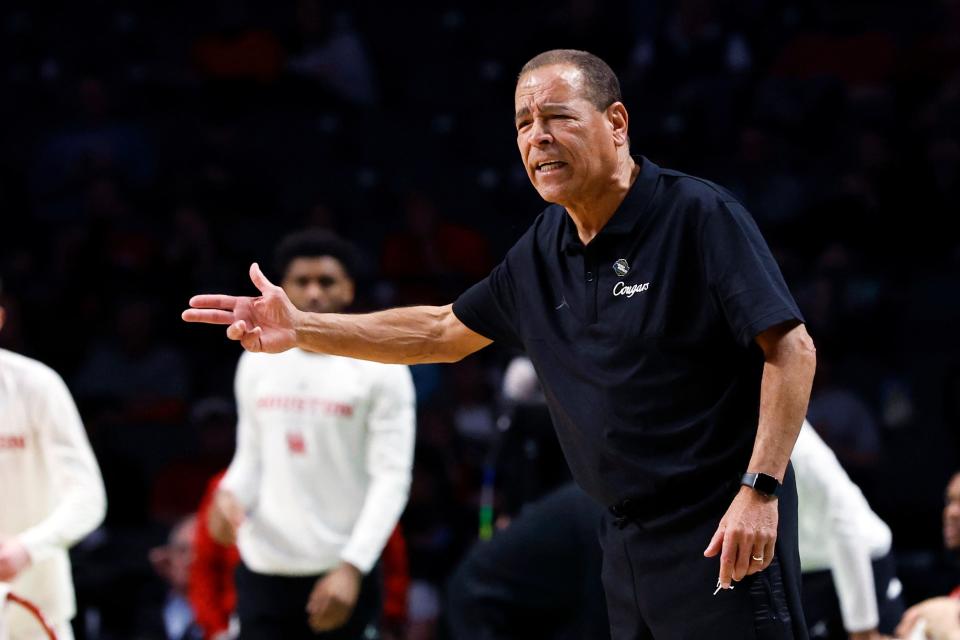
[944,473,960,550]
[149,516,196,594]
[515,64,623,206]
[167,518,195,592]
[0,305,5,333]
[282,256,355,314]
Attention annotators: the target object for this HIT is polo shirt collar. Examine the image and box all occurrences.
[561,155,660,253]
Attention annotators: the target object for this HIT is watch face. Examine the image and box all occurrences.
[754,474,778,496]
[743,472,782,497]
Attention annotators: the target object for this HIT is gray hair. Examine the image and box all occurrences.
[518,49,622,111]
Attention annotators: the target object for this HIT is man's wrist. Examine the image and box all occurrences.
[338,561,362,579]
[737,484,777,503]
[292,309,308,347]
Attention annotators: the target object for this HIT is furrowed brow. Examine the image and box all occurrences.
[515,103,575,124]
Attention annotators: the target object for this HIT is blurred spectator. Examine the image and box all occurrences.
[286,0,379,107]
[946,472,960,563]
[192,2,283,83]
[771,30,898,87]
[381,193,492,304]
[28,77,155,222]
[722,126,808,226]
[895,470,960,638]
[149,398,236,525]
[145,515,202,640]
[0,286,25,353]
[806,358,883,491]
[895,471,960,637]
[73,298,189,428]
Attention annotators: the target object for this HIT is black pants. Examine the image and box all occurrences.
[235,562,382,639]
[802,551,904,638]
[601,465,808,640]
[446,483,610,640]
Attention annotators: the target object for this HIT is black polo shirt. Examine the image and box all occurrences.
[453,157,804,528]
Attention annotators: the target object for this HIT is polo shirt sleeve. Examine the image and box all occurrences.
[700,199,804,347]
[452,259,523,349]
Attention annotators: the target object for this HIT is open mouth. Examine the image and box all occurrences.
[536,160,567,173]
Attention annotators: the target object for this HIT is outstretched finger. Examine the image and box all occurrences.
[182,309,236,325]
[249,262,277,294]
[188,294,237,310]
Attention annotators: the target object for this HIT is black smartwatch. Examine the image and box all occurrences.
[740,472,782,498]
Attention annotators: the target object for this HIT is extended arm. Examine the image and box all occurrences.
[296,303,489,364]
[183,263,491,363]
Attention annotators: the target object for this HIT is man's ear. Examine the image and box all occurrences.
[0,306,6,334]
[607,101,629,147]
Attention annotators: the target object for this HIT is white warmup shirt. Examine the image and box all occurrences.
[794,420,893,633]
[221,349,415,576]
[0,349,107,634]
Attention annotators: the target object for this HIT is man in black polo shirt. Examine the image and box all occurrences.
[184,49,817,639]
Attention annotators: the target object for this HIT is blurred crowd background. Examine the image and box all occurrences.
[1,0,959,638]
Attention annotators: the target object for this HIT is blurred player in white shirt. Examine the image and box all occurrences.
[0,280,107,640]
[208,231,416,639]
[794,420,902,639]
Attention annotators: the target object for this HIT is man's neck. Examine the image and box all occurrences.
[564,155,639,246]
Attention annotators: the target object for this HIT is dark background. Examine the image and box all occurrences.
[1,0,959,637]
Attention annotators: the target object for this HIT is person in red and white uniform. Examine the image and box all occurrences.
[0,280,107,640]
[207,231,416,639]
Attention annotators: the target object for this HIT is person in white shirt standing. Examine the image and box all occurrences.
[794,420,903,640]
[207,231,416,639]
[0,279,107,640]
